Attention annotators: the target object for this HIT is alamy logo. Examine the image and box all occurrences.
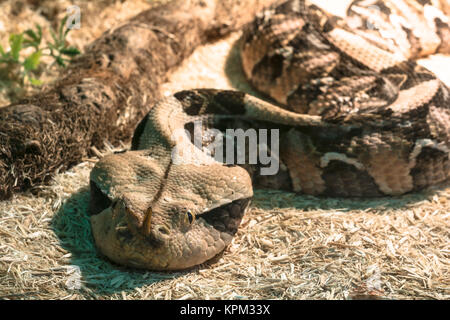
[65,265,82,290]
[171,120,280,175]
[366,265,382,292]
[366,5,381,30]
[66,6,81,30]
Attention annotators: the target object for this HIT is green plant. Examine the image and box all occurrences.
[47,16,81,67]
[0,16,81,102]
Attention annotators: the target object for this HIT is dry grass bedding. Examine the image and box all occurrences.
[0,0,449,300]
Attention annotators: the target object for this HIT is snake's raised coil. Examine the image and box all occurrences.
[89,0,450,270]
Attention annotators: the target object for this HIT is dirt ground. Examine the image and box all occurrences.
[0,0,449,300]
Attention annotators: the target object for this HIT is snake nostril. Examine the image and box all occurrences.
[157,225,170,235]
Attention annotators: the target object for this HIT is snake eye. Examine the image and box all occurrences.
[186,210,195,224]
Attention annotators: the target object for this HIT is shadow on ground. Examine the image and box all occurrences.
[250,185,446,213]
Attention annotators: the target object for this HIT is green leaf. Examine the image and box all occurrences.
[23,40,39,49]
[22,41,34,49]
[59,16,69,42]
[64,27,71,38]
[9,34,23,61]
[36,24,42,43]
[29,77,42,86]
[24,29,39,42]
[55,56,66,67]
[60,47,80,57]
[0,44,5,56]
[23,50,42,71]
[50,28,59,46]
[23,25,42,50]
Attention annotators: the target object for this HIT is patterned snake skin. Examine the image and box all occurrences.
[88,0,450,270]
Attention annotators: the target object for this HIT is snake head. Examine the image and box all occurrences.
[89,150,253,270]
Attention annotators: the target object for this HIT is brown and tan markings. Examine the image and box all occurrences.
[89,0,450,270]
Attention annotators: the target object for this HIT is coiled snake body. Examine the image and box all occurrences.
[89,0,450,270]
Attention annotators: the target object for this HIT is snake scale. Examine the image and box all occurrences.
[88,0,450,270]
